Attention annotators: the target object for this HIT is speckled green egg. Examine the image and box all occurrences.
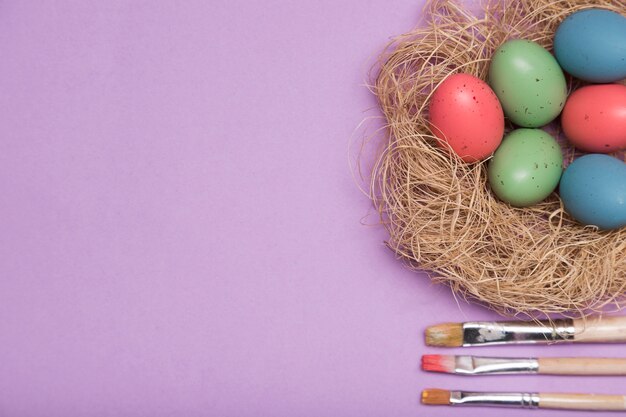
[488,129,563,207]
[489,40,567,127]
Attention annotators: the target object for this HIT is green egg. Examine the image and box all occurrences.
[488,129,563,207]
[489,40,567,127]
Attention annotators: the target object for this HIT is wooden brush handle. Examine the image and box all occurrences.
[538,357,626,375]
[573,316,626,343]
[540,393,626,411]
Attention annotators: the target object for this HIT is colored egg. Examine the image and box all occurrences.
[561,84,626,153]
[428,73,505,162]
[489,40,567,127]
[559,154,626,230]
[554,9,626,83]
[488,129,563,207]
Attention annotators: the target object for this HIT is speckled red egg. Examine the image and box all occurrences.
[428,73,505,162]
[561,84,626,153]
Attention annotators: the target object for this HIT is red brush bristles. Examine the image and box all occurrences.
[421,354,456,373]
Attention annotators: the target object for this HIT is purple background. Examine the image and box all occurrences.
[0,1,624,416]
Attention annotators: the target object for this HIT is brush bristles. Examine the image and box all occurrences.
[421,354,456,373]
[425,323,463,347]
[421,389,451,405]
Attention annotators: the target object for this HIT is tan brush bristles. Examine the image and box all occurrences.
[365,0,626,316]
[421,389,451,405]
[425,323,463,347]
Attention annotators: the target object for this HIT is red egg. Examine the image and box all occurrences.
[561,84,626,153]
[428,73,505,162]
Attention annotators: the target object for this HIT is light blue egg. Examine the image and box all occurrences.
[559,154,626,230]
[554,9,626,83]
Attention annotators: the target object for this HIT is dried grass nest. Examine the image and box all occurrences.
[369,0,626,316]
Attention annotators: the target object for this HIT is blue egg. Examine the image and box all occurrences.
[554,9,626,83]
[559,154,626,230]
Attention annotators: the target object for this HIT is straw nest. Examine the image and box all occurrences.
[370,0,626,316]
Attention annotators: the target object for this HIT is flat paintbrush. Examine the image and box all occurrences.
[422,354,626,376]
[421,388,626,411]
[425,315,626,347]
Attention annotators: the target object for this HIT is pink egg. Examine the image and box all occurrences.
[561,84,626,153]
[428,73,505,163]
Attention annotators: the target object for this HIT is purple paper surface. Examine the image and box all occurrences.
[0,1,624,416]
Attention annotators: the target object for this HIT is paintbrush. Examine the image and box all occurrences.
[421,388,626,411]
[425,316,626,347]
[422,354,626,376]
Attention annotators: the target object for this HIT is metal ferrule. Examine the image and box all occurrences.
[455,355,539,375]
[462,319,575,346]
[450,391,540,408]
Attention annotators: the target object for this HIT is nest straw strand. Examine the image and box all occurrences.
[370,0,626,316]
